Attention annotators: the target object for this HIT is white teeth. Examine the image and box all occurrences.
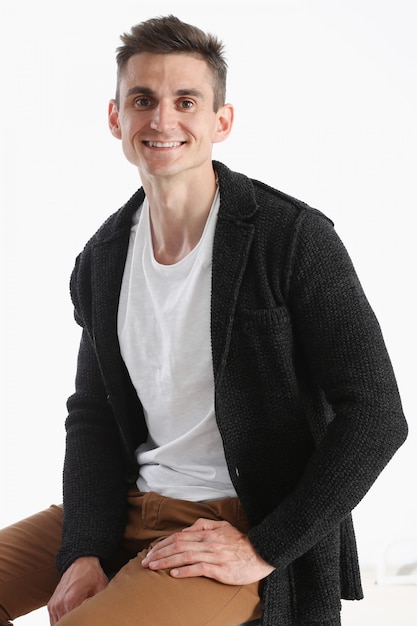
[146,141,182,148]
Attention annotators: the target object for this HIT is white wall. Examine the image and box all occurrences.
[1,1,416,620]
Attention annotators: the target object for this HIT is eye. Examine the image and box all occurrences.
[134,96,153,108]
[178,99,195,110]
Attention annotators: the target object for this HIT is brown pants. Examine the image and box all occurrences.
[0,489,261,625]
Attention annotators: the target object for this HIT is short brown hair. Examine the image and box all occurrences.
[115,15,228,111]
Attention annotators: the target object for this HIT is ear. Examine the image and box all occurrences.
[213,103,234,144]
[108,99,122,139]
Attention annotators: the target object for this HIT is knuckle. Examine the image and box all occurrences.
[200,561,210,574]
[173,531,185,543]
[184,549,195,562]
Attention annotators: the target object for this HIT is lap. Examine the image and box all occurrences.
[56,549,261,626]
[0,491,262,624]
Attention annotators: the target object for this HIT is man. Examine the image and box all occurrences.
[0,14,407,626]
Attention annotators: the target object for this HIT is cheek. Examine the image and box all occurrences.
[120,119,141,149]
[120,131,141,165]
[120,118,135,140]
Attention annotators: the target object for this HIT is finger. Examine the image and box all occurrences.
[182,518,226,532]
[48,606,60,626]
[142,529,208,564]
[143,542,210,569]
[146,542,234,573]
[170,562,224,580]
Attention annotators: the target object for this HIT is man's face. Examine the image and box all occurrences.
[108,52,233,182]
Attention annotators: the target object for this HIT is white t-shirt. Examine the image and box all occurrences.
[118,190,236,501]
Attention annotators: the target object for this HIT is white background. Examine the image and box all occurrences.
[1,0,416,623]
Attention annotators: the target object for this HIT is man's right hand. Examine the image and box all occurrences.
[47,556,109,625]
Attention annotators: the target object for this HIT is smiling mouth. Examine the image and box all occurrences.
[143,141,185,148]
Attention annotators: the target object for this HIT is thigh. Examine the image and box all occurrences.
[0,505,62,621]
[57,493,261,626]
[56,549,261,626]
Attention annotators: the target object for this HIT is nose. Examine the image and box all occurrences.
[149,102,177,132]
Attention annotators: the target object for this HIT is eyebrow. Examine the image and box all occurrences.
[126,86,205,100]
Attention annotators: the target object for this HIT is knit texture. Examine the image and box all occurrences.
[56,161,407,624]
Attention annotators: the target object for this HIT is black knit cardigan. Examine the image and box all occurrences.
[57,161,407,625]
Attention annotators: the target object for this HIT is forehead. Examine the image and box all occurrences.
[119,52,214,95]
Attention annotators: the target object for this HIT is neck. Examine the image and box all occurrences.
[141,168,218,265]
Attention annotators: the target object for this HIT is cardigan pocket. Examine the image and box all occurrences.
[235,306,302,414]
[239,305,290,330]
[238,306,295,356]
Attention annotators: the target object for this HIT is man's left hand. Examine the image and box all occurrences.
[141,518,275,584]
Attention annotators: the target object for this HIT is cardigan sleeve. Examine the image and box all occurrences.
[55,257,129,576]
[248,208,407,570]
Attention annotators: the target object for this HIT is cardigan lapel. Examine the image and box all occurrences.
[88,192,144,398]
[90,230,131,396]
[211,216,255,387]
[211,162,258,386]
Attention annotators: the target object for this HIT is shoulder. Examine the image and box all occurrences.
[214,160,333,231]
[69,187,144,311]
[253,178,334,238]
[79,187,145,254]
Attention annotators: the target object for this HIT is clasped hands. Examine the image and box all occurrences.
[141,517,275,585]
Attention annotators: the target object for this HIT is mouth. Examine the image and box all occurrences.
[143,141,185,148]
